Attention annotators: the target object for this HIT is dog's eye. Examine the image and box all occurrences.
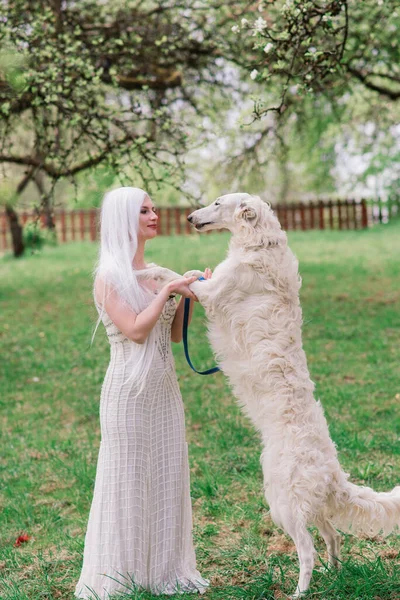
[215,202,220,206]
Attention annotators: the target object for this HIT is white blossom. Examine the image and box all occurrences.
[250,69,259,80]
[263,42,273,53]
[241,18,249,27]
[231,25,240,34]
[253,17,267,33]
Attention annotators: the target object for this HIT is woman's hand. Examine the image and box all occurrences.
[166,276,199,301]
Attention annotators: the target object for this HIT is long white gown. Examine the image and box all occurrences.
[75,294,209,599]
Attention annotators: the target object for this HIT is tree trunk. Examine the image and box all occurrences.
[41,196,56,230]
[5,204,25,257]
[34,174,56,231]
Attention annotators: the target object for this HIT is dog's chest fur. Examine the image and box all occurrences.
[200,246,325,432]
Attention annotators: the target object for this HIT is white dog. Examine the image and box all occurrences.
[138,193,400,597]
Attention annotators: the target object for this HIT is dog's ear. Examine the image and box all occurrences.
[235,201,257,222]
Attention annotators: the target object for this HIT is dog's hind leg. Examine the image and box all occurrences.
[316,519,341,568]
[282,519,315,598]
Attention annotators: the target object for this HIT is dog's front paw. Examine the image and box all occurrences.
[136,266,181,283]
[184,270,204,279]
[135,266,162,281]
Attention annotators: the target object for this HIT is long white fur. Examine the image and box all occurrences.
[137,193,400,597]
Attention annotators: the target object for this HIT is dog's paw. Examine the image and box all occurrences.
[289,590,308,599]
[136,266,180,282]
[184,270,203,278]
[135,267,160,281]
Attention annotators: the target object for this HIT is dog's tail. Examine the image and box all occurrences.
[332,479,400,536]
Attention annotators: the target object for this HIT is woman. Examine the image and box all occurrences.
[75,187,210,599]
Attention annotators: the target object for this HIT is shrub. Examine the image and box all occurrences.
[23,221,57,251]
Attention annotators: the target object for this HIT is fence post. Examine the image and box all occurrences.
[175,207,181,235]
[291,204,297,230]
[318,200,325,230]
[89,209,97,241]
[337,200,343,230]
[345,199,351,229]
[166,208,171,236]
[361,199,368,228]
[328,199,333,229]
[157,208,163,235]
[71,211,76,240]
[300,202,306,231]
[60,209,67,242]
[309,201,315,229]
[185,208,192,234]
[79,211,85,240]
[281,204,288,231]
[352,199,357,229]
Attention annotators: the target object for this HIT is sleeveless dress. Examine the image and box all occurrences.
[74,294,209,599]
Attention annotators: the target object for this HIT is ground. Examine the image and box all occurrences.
[1,223,400,599]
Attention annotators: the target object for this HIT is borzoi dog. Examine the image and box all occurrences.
[138,193,400,597]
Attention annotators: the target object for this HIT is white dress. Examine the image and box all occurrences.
[75,294,209,599]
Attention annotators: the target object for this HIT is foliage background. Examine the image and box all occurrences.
[1,0,400,214]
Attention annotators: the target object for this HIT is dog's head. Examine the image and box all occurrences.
[187,193,251,232]
[188,193,285,247]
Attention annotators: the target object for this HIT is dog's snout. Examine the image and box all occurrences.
[187,214,193,223]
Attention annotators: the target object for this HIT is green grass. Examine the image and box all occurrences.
[1,224,400,600]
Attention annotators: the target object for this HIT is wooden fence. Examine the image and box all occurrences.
[1,197,399,252]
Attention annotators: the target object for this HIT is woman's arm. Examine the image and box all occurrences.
[95,276,198,344]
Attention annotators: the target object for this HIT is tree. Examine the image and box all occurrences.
[0,2,253,205]
[0,0,252,253]
[212,0,400,201]
[1,1,399,256]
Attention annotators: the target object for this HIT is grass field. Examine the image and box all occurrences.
[1,224,400,600]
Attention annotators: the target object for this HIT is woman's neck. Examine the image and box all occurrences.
[133,239,146,269]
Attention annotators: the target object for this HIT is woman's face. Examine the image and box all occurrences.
[138,196,158,241]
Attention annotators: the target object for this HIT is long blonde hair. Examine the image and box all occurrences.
[93,186,157,393]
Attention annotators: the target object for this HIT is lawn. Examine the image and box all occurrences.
[1,224,400,600]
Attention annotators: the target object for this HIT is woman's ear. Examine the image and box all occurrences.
[235,201,258,222]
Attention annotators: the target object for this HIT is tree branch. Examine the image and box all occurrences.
[347,66,400,100]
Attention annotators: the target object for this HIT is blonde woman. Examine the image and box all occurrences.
[75,187,210,599]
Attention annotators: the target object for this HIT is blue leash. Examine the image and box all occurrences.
[182,277,220,375]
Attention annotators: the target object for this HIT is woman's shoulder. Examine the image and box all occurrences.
[93,273,115,308]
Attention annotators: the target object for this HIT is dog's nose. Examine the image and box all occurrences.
[187,214,193,222]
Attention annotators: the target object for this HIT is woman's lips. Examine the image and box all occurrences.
[148,224,157,229]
